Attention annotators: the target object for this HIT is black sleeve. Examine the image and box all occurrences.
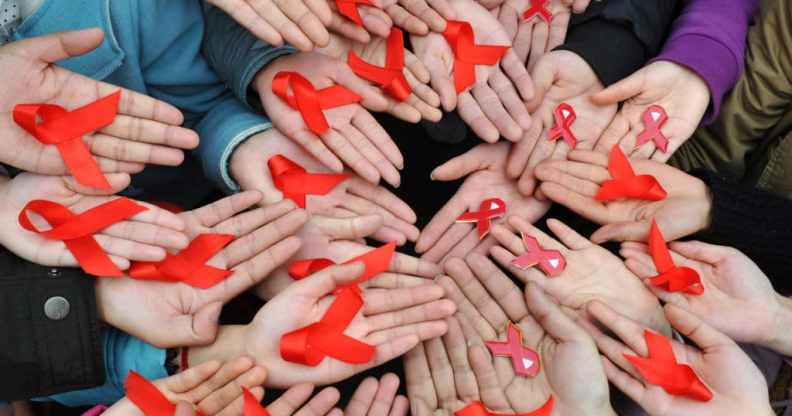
[0,250,105,400]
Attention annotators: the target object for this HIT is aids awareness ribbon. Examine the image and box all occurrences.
[272,71,362,135]
[456,397,554,416]
[486,322,540,377]
[125,371,207,416]
[443,21,510,93]
[625,330,713,402]
[523,0,553,23]
[13,92,121,189]
[128,234,235,289]
[336,0,376,25]
[510,234,566,277]
[595,146,668,202]
[636,105,670,153]
[18,197,146,277]
[268,154,349,208]
[548,103,577,149]
[456,198,506,239]
[647,220,704,295]
[243,387,270,416]
[288,242,396,289]
[349,28,411,101]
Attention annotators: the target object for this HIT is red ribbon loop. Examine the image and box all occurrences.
[456,198,506,239]
[548,103,578,149]
[523,0,553,23]
[243,387,270,416]
[336,0,376,25]
[456,397,554,416]
[268,154,349,208]
[443,21,510,93]
[125,371,207,416]
[349,28,411,101]
[636,105,670,152]
[485,322,540,377]
[511,234,566,277]
[625,330,713,402]
[647,220,703,295]
[595,146,668,201]
[272,72,362,135]
[18,197,146,277]
[129,234,235,289]
[13,92,121,189]
[288,242,396,289]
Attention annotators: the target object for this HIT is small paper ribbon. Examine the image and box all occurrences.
[636,105,670,153]
[18,197,146,277]
[272,71,362,135]
[523,0,553,23]
[647,220,703,295]
[625,330,713,402]
[455,397,554,416]
[13,92,121,189]
[268,154,349,208]
[486,322,540,377]
[128,234,235,289]
[510,233,565,277]
[243,387,270,416]
[349,27,411,101]
[336,0,375,25]
[288,242,396,289]
[548,103,577,149]
[456,198,506,239]
[443,21,510,93]
[595,146,668,202]
[125,371,207,416]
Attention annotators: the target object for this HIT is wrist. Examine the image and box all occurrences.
[692,182,713,235]
[765,295,792,355]
[187,325,247,366]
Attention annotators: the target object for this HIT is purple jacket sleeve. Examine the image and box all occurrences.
[654,0,759,124]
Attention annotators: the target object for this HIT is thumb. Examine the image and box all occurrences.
[292,263,366,299]
[590,221,650,244]
[63,173,131,196]
[315,214,383,241]
[667,241,730,265]
[590,70,644,105]
[430,147,488,181]
[11,28,104,63]
[526,55,557,112]
[186,302,223,346]
[174,402,196,416]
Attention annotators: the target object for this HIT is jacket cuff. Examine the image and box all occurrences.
[239,42,297,109]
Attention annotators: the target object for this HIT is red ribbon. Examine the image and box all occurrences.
[636,105,670,153]
[272,72,362,135]
[243,387,270,416]
[268,154,349,208]
[443,21,510,93]
[625,330,713,402]
[456,397,554,416]
[13,92,121,189]
[485,322,540,377]
[336,0,376,25]
[548,103,578,149]
[647,220,703,295]
[523,0,553,23]
[18,197,147,277]
[289,242,395,288]
[125,371,207,416]
[456,198,506,239]
[595,146,668,202]
[128,234,235,289]
[510,234,566,277]
[349,28,411,102]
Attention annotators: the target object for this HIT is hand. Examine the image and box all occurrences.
[346,373,409,416]
[415,142,551,264]
[255,52,400,185]
[0,29,198,176]
[264,384,341,416]
[95,192,308,347]
[326,0,393,44]
[380,0,456,33]
[592,61,711,161]
[583,301,774,416]
[534,149,712,242]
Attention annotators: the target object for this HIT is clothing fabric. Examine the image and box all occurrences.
[0,0,20,45]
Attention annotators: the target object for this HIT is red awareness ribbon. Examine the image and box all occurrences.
[456,397,554,416]
[443,21,510,93]
[336,0,376,25]
[510,233,566,277]
[13,92,121,189]
[272,71,362,135]
[456,198,506,239]
[647,220,703,295]
[625,330,713,402]
[523,0,553,23]
[595,146,668,202]
[128,234,235,289]
[349,27,411,102]
[268,154,349,208]
[243,387,270,416]
[636,105,670,153]
[288,242,396,289]
[18,197,146,277]
[485,322,541,377]
[125,371,207,416]
[548,103,578,149]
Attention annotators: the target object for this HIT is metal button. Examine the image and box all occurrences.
[44,296,70,320]
[47,268,60,278]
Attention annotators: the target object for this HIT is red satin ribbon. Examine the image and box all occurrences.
[336,0,375,25]
[268,154,349,208]
[456,198,506,239]
[349,28,411,101]
[595,146,668,201]
[18,197,146,277]
[288,242,396,289]
[272,71,362,135]
[456,397,554,416]
[443,21,510,93]
[636,105,670,153]
[243,387,270,416]
[625,330,713,402]
[523,0,553,23]
[128,234,235,289]
[13,92,121,189]
[485,322,540,377]
[647,220,703,295]
[511,233,566,277]
[125,371,207,416]
[548,103,578,149]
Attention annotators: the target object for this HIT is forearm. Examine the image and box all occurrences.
[183,325,248,369]
[766,296,792,356]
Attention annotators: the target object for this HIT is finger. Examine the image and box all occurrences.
[278,0,332,48]
[538,182,609,225]
[473,84,523,142]
[184,356,252,400]
[174,402,196,416]
[506,216,568,251]
[192,191,269,228]
[468,345,513,413]
[389,396,409,416]
[212,0,284,46]
[590,70,644,105]
[10,27,103,63]
[442,316,479,402]
[294,387,341,416]
[267,384,316,416]
[340,194,419,241]
[600,356,648,406]
[586,300,648,356]
[506,121,542,180]
[161,301,223,347]
[404,49,431,84]
[424,50,457,111]
[466,253,528,322]
[525,282,590,342]
[404,343,438,414]
[546,218,591,250]
[360,6,396,38]
[94,235,166,262]
[668,241,731,265]
[400,0,448,32]
[489,70,533,132]
[101,115,198,148]
[247,0,313,51]
[405,68,442,110]
[385,4,429,35]
[347,178,417,223]
[444,257,509,329]
[164,360,222,394]
[591,221,651,244]
[368,373,400,416]
[328,12,372,43]
[324,129,381,184]
[352,110,404,170]
[512,18,533,63]
[362,284,446,315]
[457,91,500,143]
[576,316,643,380]
[318,214,384,241]
[594,113,630,154]
[420,223,472,263]
[219,206,309,267]
[366,299,457,333]
[415,197,468,253]
[84,136,184,172]
[500,50,535,102]
[339,124,401,187]
[346,377,379,416]
[198,366,267,415]
[434,275,498,340]
[430,146,488,182]
[527,23,549,72]
[545,10,570,50]
[291,263,366,298]
[664,304,735,351]
[423,335,456,409]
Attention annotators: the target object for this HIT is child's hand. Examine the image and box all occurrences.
[345,373,409,416]
[379,0,456,33]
